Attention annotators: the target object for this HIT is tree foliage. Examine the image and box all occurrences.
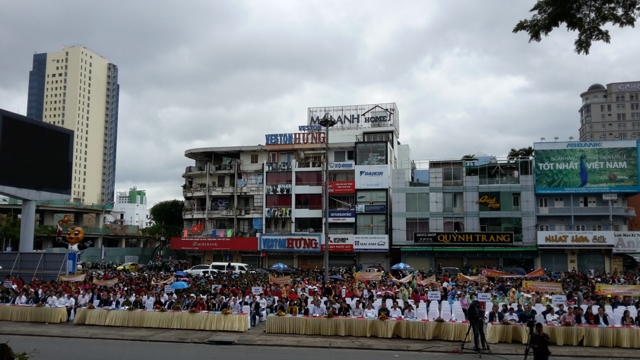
[508,146,535,159]
[0,214,20,250]
[146,200,184,238]
[513,0,640,54]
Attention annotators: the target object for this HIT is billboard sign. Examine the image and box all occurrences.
[320,234,388,252]
[259,234,321,252]
[328,210,355,223]
[534,140,640,194]
[355,165,389,189]
[355,204,387,213]
[170,237,259,251]
[329,162,355,170]
[613,231,640,253]
[413,232,514,246]
[328,180,355,194]
[537,231,615,248]
[308,103,399,135]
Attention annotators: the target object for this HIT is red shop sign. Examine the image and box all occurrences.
[329,180,355,194]
[170,237,258,251]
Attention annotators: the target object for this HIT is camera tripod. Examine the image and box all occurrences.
[523,324,534,360]
[460,321,491,358]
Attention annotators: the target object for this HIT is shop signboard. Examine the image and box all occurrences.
[355,204,386,213]
[329,162,355,170]
[259,234,321,252]
[170,237,259,251]
[327,210,355,223]
[320,234,388,252]
[328,180,355,194]
[537,231,615,248]
[307,103,399,135]
[355,165,389,189]
[613,231,640,253]
[534,140,640,194]
[413,232,513,246]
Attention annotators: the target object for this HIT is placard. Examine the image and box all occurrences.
[552,295,566,304]
[164,285,173,294]
[427,291,441,301]
[477,293,492,302]
[3,281,12,288]
[212,284,222,292]
[251,286,263,295]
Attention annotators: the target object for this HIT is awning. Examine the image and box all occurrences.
[400,247,538,252]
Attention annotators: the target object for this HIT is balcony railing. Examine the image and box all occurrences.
[266,162,292,172]
[537,206,636,216]
[478,177,520,185]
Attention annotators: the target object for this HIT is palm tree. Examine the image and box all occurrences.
[507,147,534,160]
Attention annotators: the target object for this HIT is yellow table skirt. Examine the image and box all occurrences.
[0,305,67,323]
[74,309,247,332]
[266,316,470,341]
[486,324,640,348]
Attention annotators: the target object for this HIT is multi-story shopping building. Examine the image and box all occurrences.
[26,46,119,205]
[579,81,640,141]
[174,103,398,268]
[392,152,538,272]
[534,140,639,273]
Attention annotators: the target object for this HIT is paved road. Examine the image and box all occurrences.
[4,335,521,360]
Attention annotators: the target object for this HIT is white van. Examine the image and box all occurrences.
[207,262,253,274]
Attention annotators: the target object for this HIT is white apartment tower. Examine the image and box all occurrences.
[26,46,119,205]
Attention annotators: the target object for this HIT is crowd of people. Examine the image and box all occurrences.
[1,262,640,328]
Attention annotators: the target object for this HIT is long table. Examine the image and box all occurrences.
[0,305,67,323]
[74,308,248,332]
[486,323,640,348]
[266,315,471,341]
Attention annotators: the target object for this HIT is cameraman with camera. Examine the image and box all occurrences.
[530,322,551,360]
[467,300,487,351]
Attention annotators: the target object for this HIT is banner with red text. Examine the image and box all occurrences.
[480,268,518,277]
[458,274,487,283]
[354,272,383,281]
[522,280,563,293]
[269,274,291,285]
[525,268,546,277]
[391,274,413,284]
[92,278,119,287]
[594,284,640,297]
[59,274,85,282]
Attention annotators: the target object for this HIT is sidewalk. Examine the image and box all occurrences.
[1,320,639,358]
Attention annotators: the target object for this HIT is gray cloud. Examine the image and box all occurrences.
[0,0,637,204]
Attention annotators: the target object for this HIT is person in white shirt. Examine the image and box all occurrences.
[47,293,58,307]
[77,291,89,307]
[311,300,326,316]
[65,294,76,321]
[389,301,403,318]
[144,295,155,310]
[258,294,268,314]
[351,300,364,317]
[505,308,519,323]
[404,304,417,320]
[364,303,377,318]
[56,293,67,307]
[159,291,169,304]
[545,308,560,325]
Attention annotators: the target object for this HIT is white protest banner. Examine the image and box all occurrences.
[477,293,492,302]
[164,285,173,294]
[3,281,12,288]
[251,286,263,295]
[427,291,441,301]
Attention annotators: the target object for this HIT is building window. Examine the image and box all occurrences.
[538,197,548,208]
[592,225,602,231]
[406,218,429,241]
[512,194,520,210]
[295,194,323,210]
[295,171,322,186]
[618,123,627,130]
[601,124,607,131]
[334,151,346,162]
[617,113,626,121]
[250,154,258,163]
[617,104,626,111]
[406,193,429,212]
[579,196,596,207]
[616,94,625,101]
[294,218,321,233]
[539,225,549,231]
[357,214,387,235]
[443,167,463,186]
[444,218,464,232]
[356,142,387,165]
[554,197,564,207]
[217,176,225,187]
[574,225,586,231]
[584,116,591,122]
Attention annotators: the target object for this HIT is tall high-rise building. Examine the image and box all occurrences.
[579,81,640,141]
[26,46,119,204]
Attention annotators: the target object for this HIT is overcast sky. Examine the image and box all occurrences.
[0,1,637,205]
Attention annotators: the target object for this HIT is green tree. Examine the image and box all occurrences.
[145,200,184,239]
[507,147,534,159]
[0,214,20,251]
[513,0,640,54]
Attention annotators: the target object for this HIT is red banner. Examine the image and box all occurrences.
[480,268,515,277]
[525,268,546,277]
[329,181,355,194]
[269,275,291,285]
[170,237,258,251]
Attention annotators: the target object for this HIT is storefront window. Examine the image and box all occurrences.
[357,214,387,234]
[356,142,387,165]
[356,190,387,205]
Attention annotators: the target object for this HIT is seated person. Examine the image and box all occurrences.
[364,303,377,318]
[488,304,505,323]
[560,307,576,326]
[504,307,519,323]
[555,304,567,316]
[311,300,326,316]
[595,307,609,326]
[351,300,364,317]
[403,304,417,320]
[378,302,391,317]
[389,301,403,318]
[545,308,560,325]
[286,300,298,315]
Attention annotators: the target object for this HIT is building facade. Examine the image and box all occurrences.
[392,153,537,272]
[579,81,640,141]
[111,186,150,229]
[175,103,398,269]
[26,46,119,205]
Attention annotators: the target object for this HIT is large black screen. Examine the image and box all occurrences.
[0,109,73,194]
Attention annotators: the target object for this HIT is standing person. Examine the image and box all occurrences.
[530,323,551,360]
[468,300,487,352]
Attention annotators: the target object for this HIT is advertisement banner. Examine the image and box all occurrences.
[353,234,388,252]
[269,274,291,285]
[355,165,389,189]
[594,284,640,296]
[458,274,487,282]
[93,278,119,287]
[414,232,514,246]
[613,231,640,253]
[328,180,355,194]
[418,275,437,286]
[355,204,387,213]
[537,231,615,248]
[329,162,355,170]
[308,103,399,134]
[534,140,640,194]
[480,268,515,277]
[328,210,355,223]
[354,272,383,281]
[323,235,354,252]
[392,274,413,283]
[526,268,546,277]
[59,274,85,282]
[259,234,321,252]
[170,237,259,251]
[522,281,563,293]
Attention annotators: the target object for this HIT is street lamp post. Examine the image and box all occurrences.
[319,112,337,283]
